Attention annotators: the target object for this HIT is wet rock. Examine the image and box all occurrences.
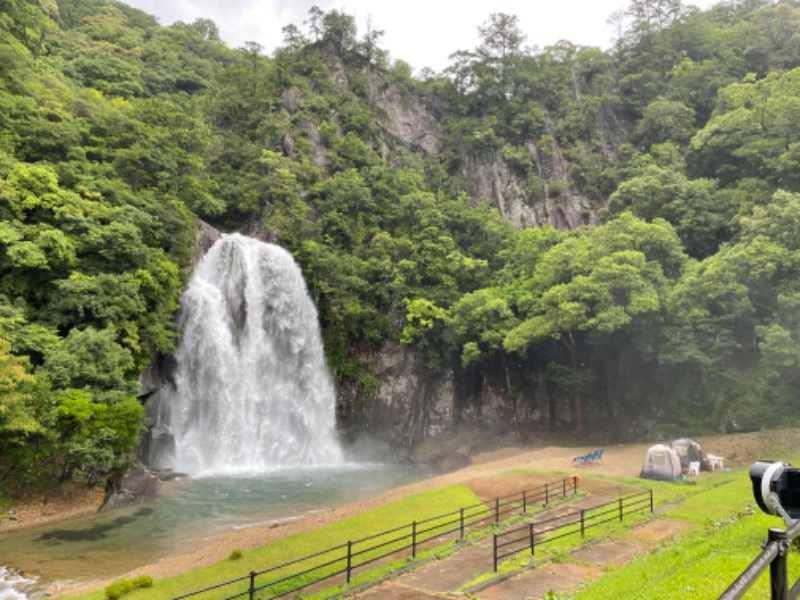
[100,464,162,512]
[0,567,43,600]
[193,220,221,269]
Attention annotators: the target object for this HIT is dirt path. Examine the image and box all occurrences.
[353,490,631,599]
[33,428,800,597]
[473,518,693,600]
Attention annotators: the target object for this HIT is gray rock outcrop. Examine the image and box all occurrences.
[101,463,162,512]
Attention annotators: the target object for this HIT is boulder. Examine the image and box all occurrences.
[100,463,162,512]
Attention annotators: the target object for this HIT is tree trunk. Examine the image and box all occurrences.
[574,387,583,432]
[546,377,558,430]
[565,332,583,431]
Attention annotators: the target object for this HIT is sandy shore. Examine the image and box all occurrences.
[16,427,800,597]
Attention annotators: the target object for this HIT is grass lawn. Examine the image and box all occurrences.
[571,467,800,599]
[458,467,800,598]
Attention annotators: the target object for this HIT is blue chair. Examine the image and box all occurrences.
[576,449,604,465]
[573,453,589,465]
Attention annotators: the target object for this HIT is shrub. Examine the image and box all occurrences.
[104,579,133,599]
[104,575,152,599]
[132,575,154,588]
[229,549,243,560]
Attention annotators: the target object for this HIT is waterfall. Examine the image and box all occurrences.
[155,233,343,475]
[0,568,35,600]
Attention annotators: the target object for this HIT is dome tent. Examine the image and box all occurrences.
[640,444,683,482]
[671,438,705,470]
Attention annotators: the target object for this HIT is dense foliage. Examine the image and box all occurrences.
[2,0,800,491]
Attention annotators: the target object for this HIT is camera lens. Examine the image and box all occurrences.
[750,461,800,519]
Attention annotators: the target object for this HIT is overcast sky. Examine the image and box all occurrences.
[121,0,721,74]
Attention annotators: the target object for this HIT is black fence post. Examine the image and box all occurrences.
[248,571,256,600]
[649,489,654,513]
[580,509,585,538]
[523,489,527,514]
[573,475,578,495]
[769,528,789,600]
[563,478,567,498]
[493,534,498,572]
[460,507,465,540]
[412,521,417,558]
[529,523,535,557]
[545,484,549,506]
[495,497,500,524]
[619,497,623,522]
[346,541,352,583]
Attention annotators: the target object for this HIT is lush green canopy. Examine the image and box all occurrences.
[2,0,800,491]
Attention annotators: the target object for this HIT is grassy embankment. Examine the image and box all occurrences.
[470,462,800,598]
[74,484,482,600]
[570,470,800,599]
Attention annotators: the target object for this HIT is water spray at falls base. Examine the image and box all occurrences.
[148,234,343,475]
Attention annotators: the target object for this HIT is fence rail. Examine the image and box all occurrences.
[172,476,580,600]
[492,489,654,571]
[719,518,800,600]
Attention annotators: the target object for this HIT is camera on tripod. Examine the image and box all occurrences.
[750,461,800,523]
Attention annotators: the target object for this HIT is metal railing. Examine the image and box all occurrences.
[172,476,580,600]
[492,489,654,571]
[719,518,800,600]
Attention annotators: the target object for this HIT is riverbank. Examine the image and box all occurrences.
[0,483,106,533]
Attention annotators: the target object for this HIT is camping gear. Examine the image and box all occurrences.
[640,444,683,482]
[671,438,705,470]
[573,448,604,465]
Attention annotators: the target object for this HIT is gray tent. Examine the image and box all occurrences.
[671,438,705,470]
[640,444,683,482]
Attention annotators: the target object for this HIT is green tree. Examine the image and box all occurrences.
[321,10,357,54]
[43,327,135,393]
[661,193,800,429]
[690,68,800,188]
[605,164,730,258]
[0,337,49,483]
[446,288,517,368]
[52,388,143,483]
[504,213,686,429]
[634,97,696,148]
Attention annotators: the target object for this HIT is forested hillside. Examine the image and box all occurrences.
[2,0,800,491]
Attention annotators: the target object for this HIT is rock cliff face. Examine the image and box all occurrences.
[364,343,550,453]
[363,75,604,230]
[453,137,605,230]
[367,343,454,447]
[320,56,605,231]
[458,152,599,230]
[373,87,440,154]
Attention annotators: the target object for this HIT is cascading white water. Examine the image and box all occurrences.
[160,233,343,475]
[0,568,35,600]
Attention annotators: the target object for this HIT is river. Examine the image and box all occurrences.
[0,463,427,596]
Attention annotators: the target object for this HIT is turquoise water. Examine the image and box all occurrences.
[0,463,427,588]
